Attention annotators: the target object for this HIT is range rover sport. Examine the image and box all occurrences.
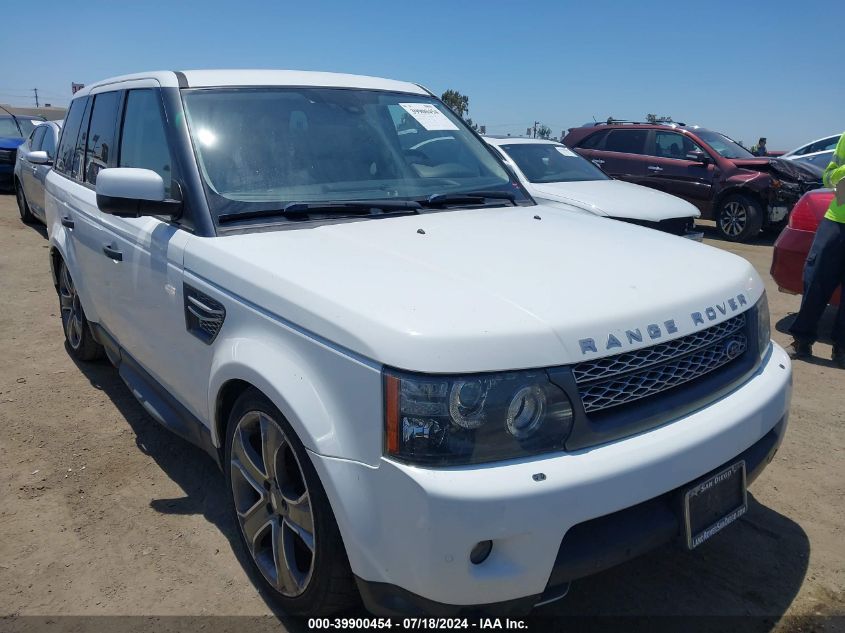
[44,70,792,616]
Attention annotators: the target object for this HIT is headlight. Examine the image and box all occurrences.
[756,291,771,359]
[384,369,574,465]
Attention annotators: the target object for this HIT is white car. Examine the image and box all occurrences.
[45,70,791,616]
[485,136,702,239]
[781,133,840,159]
[15,119,62,224]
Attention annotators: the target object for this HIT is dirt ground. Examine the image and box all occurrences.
[0,193,843,632]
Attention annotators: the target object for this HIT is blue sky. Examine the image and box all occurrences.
[1,0,841,149]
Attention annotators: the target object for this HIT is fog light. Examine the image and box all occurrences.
[470,540,493,565]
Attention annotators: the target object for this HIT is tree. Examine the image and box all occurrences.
[646,113,674,123]
[441,89,469,119]
[536,124,551,140]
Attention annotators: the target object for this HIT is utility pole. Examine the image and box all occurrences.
[33,88,39,108]
[533,121,539,139]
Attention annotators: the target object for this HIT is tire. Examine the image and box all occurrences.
[716,194,763,242]
[57,260,103,361]
[16,181,36,224]
[225,389,357,616]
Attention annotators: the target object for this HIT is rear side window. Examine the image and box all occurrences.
[604,129,648,155]
[119,89,174,195]
[71,98,93,180]
[29,126,47,151]
[84,91,121,185]
[41,126,57,159]
[55,98,87,176]
[578,130,608,149]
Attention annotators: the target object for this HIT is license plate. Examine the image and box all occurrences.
[683,460,747,549]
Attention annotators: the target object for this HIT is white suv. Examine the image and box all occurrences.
[44,70,792,617]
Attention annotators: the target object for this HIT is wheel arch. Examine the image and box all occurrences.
[208,338,383,468]
[713,186,767,215]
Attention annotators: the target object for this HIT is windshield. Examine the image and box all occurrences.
[500,143,609,183]
[16,118,39,137]
[695,130,754,159]
[0,116,22,138]
[182,88,526,221]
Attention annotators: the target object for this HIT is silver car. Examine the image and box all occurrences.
[15,120,62,224]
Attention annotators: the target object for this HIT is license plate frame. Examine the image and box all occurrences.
[683,460,747,550]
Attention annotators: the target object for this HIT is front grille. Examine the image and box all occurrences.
[0,149,16,165]
[574,313,747,413]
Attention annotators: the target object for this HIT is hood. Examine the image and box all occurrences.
[186,206,762,373]
[0,137,24,150]
[730,157,822,183]
[529,179,700,221]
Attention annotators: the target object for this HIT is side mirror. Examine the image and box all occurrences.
[95,168,181,219]
[27,150,52,165]
[686,150,711,164]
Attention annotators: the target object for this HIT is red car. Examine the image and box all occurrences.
[771,188,841,306]
[563,122,822,242]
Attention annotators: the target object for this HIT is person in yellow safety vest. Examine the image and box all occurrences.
[788,132,845,368]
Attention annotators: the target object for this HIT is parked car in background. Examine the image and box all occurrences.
[791,150,834,174]
[0,112,46,190]
[563,122,822,242]
[484,136,701,239]
[782,134,841,159]
[14,120,62,224]
[771,188,840,306]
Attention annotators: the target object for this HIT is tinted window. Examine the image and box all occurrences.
[41,125,57,158]
[29,126,47,151]
[71,98,93,180]
[84,91,120,184]
[119,90,174,195]
[604,129,648,154]
[16,119,39,138]
[579,130,608,149]
[651,131,705,159]
[55,98,87,176]
[501,143,609,183]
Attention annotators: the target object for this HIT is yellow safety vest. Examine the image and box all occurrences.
[823,132,845,223]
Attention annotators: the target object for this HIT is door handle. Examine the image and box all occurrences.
[592,159,605,165]
[648,165,664,172]
[102,244,123,262]
[61,216,74,229]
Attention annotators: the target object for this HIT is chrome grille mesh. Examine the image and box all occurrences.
[574,314,747,413]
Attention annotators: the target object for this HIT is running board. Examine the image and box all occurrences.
[90,323,220,467]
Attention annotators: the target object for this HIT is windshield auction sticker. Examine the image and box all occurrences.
[400,103,459,131]
[555,146,577,157]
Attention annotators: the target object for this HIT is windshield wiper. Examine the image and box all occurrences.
[218,199,422,224]
[421,190,517,207]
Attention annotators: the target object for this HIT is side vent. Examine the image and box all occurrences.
[183,284,226,344]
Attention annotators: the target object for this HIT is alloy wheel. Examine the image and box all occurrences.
[720,201,747,238]
[230,411,315,597]
[59,265,84,349]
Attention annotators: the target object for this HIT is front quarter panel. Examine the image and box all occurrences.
[200,275,384,466]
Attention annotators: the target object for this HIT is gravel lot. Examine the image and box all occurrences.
[0,193,843,632]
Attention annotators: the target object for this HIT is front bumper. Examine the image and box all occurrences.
[310,343,792,614]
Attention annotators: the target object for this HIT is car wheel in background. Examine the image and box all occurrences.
[717,194,763,242]
[225,389,357,616]
[58,260,103,361]
[16,181,36,224]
